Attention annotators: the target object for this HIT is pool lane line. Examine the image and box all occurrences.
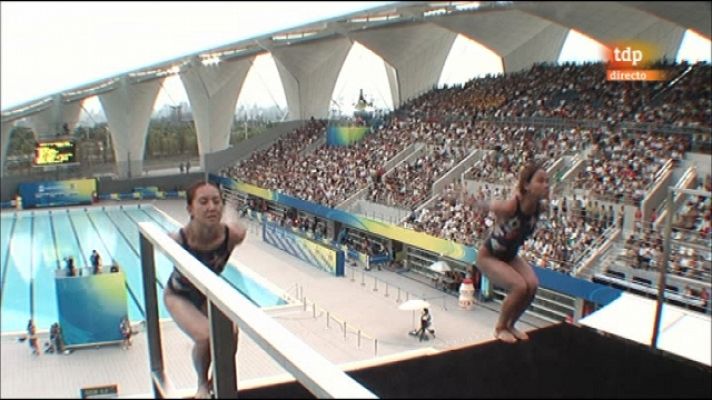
[48,210,62,271]
[0,214,18,308]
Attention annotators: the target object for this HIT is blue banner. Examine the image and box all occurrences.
[262,221,344,276]
[326,126,369,147]
[98,190,185,201]
[134,186,164,199]
[533,266,622,306]
[18,178,96,209]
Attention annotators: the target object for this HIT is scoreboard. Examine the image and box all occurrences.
[34,140,77,166]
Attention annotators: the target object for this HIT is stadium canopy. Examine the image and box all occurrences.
[1,1,710,176]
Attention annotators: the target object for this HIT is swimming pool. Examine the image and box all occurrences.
[0,204,286,334]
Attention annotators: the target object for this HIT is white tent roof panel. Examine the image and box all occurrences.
[580,292,711,367]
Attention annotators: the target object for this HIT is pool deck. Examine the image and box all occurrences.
[1,200,552,398]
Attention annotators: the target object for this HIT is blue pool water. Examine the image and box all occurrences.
[0,204,286,333]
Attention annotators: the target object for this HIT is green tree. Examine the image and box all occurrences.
[6,126,35,157]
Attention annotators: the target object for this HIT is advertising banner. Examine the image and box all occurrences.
[326,126,369,147]
[55,272,128,347]
[263,221,344,276]
[18,178,96,209]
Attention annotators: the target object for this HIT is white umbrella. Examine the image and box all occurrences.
[428,261,451,273]
[398,299,430,311]
[399,299,430,331]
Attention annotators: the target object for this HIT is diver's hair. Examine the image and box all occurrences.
[186,181,222,206]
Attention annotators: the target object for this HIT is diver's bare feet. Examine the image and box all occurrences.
[195,384,211,399]
[494,329,517,344]
[509,327,529,341]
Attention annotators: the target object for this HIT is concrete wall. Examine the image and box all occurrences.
[684,152,711,178]
[350,199,408,224]
[96,172,204,194]
[641,166,674,222]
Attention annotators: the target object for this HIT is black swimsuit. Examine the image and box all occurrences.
[167,225,231,309]
[483,196,540,262]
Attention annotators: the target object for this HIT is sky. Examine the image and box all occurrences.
[1,1,395,110]
[2,1,710,116]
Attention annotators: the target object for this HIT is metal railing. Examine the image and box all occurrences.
[138,222,376,398]
[344,264,450,312]
[652,187,712,348]
[288,286,380,357]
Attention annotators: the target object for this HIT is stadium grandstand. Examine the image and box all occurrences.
[1,1,710,398]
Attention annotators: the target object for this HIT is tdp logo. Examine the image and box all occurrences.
[605,41,659,69]
[613,47,643,67]
[605,40,667,81]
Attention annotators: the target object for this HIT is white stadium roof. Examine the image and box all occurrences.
[2,1,709,120]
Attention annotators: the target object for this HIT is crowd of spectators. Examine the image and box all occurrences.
[368,144,469,209]
[220,60,710,281]
[484,61,697,126]
[573,129,690,204]
[223,61,707,210]
[225,115,417,207]
[404,182,496,247]
[618,226,710,284]
[521,196,618,275]
[406,183,620,275]
[443,61,709,130]
[462,123,593,184]
[613,224,710,312]
[615,174,710,287]
[672,174,712,244]
[630,63,711,128]
[222,118,328,192]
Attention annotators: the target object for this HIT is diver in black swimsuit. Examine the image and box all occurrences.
[163,181,246,398]
[473,163,549,344]
[167,225,232,309]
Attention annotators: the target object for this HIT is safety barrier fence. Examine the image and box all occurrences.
[286,284,380,357]
[138,222,376,398]
[344,264,451,312]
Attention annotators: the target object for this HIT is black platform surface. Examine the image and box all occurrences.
[238,323,711,398]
